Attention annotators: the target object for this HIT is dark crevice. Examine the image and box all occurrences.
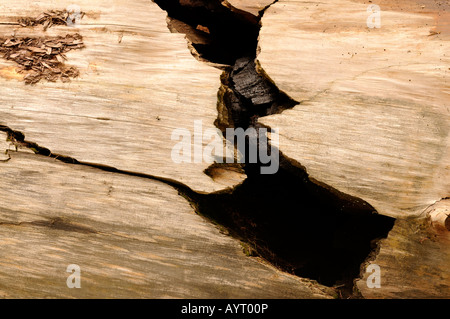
[185,159,395,298]
[153,1,396,298]
[153,0,297,126]
[1,124,79,164]
[216,56,298,131]
[153,0,260,65]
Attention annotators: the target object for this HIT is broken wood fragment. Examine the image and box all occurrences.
[426,199,450,231]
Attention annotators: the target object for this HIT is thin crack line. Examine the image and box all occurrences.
[0,124,236,197]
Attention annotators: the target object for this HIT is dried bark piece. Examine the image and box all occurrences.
[0,34,84,84]
[17,10,85,30]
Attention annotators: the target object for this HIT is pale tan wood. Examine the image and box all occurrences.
[0,0,245,194]
[0,150,334,298]
[426,199,450,231]
[356,218,450,299]
[258,0,450,218]
[0,132,10,161]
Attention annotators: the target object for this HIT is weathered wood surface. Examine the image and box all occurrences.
[357,217,450,299]
[0,0,245,194]
[258,0,450,218]
[2,0,448,300]
[0,147,333,298]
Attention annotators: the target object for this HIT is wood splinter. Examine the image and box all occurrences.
[426,200,450,231]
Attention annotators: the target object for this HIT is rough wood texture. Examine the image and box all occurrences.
[427,199,450,231]
[356,218,450,299]
[258,0,450,218]
[0,149,334,298]
[0,0,245,194]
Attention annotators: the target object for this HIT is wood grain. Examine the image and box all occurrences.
[258,0,450,217]
[0,150,334,298]
[427,199,450,231]
[0,0,245,194]
[356,218,450,298]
